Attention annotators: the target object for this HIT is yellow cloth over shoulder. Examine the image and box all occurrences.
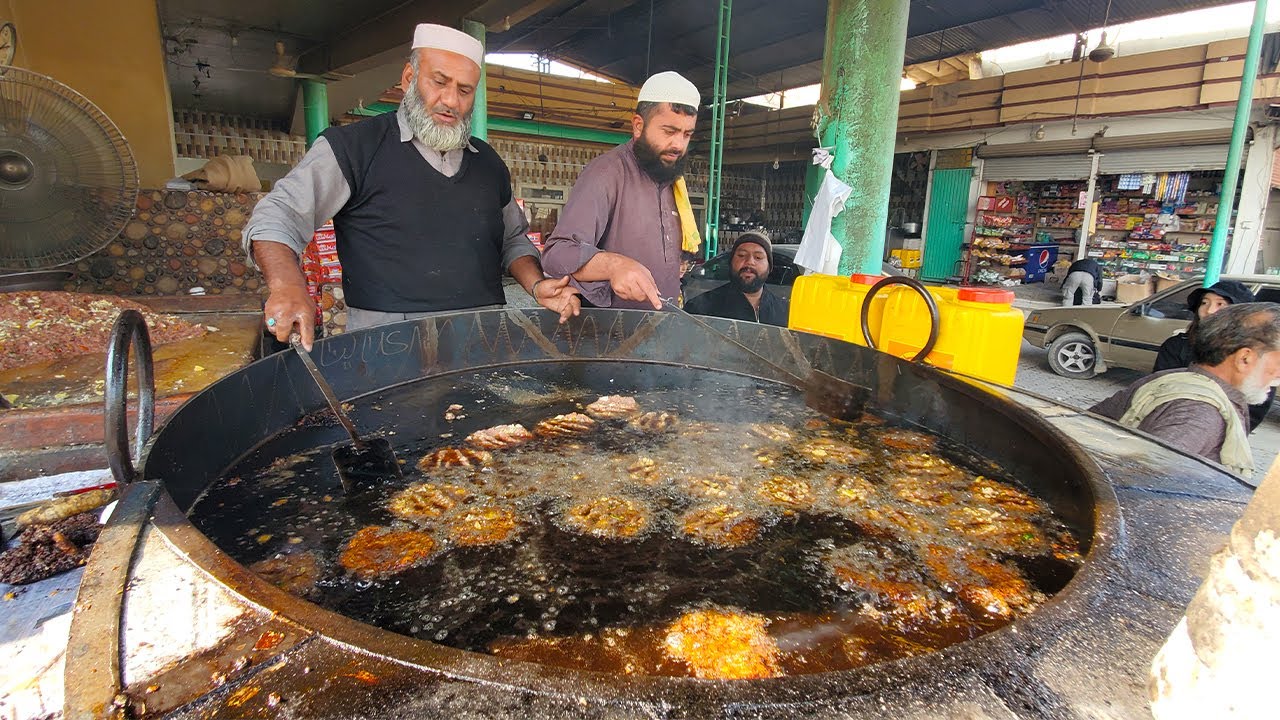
[673,177,703,254]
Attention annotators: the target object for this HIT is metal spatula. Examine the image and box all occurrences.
[289,335,403,493]
[662,300,869,421]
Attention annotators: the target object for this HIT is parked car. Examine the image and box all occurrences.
[1023,274,1280,378]
[683,243,900,303]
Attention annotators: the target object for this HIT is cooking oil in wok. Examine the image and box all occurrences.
[189,362,1083,679]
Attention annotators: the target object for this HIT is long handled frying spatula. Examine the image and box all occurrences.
[290,335,403,493]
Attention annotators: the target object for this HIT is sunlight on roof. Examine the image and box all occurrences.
[740,78,914,109]
[981,1,1280,74]
[485,53,613,83]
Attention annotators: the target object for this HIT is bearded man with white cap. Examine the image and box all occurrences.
[541,71,702,310]
[244,23,580,349]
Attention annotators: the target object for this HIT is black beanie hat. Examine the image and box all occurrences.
[1187,279,1256,311]
[730,231,772,273]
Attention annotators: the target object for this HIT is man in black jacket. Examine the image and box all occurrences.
[1062,257,1103,306]
[684,232,789,326]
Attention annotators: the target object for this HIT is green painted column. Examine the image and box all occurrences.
[1205,0,1268,286]
[301,79,329,148]
[461,19,488,142]
[817,0,910,274]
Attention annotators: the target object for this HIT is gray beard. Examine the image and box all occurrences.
[401,77,472,151]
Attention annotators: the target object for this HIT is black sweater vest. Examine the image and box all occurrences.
[322,113,510,312]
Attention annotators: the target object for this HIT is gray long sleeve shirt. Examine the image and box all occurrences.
[242,106,538,275]
[540,140,683,309]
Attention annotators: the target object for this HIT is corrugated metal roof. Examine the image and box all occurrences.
[489,0,1243,99]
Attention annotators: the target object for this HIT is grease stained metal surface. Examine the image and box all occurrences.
[64,309,1252,718]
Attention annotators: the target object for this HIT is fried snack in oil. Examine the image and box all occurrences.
[662,608,782,680]
[535,412,597,438]
[877,428,937,451]
[889,452,965,480]
[584,395,640,419]
[250,552,322,597]
[417,446,493,472]
[969,476,1043,515]
[796,437,870,465]
[339,526,437,580]
[822,472,878,509]
[888,476,957,508]
[628,411,679,433]
[444,505,521,547]
[946,506,1047,553]
[388,482,471,523]
[680,473,743,501]
[845,501,942,540]
[748,423,794,444]
[562,496,651,539]
[755,475,815,510]
[465,423,534,450]
[824,544,961,630]
[922,544,1044,621]
[680,505,762,548]
[624,455,662,484]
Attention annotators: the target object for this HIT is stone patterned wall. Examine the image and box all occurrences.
[69,189,266,296]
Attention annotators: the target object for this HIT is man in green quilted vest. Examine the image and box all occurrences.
[1091,302,1280,479]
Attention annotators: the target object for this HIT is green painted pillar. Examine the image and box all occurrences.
[817,0,910,275]
[461,19,488,142]
[301,79,329,148]
[802,161,824,228]
[1205,0,1268,286]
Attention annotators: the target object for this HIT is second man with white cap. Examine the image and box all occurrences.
[244,23,580,349]
[541,71,702,310]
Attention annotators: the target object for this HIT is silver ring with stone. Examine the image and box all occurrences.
[266,317,277,327]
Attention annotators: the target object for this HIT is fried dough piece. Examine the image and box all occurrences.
[755,475,815,510]
[250,552,322,597]
[889,452,964,480]
[584,395,640,419]
[535,412,597,438]
[844,502,941,540]
[625,455,662,484]
[877,428,937,451]
[417,447,493,471]
[888,476,957,508]
[823,472,878,508]
[662,608,782,680]
[797,437,870,465]
[680,474,743,501]
[969,477,1043,515]
[339,526,437,580]
[466,423,534,450]
[748,423,794,444]
[946,506,1046,553]
[922,545,1044,621]
[562,496,651,539]
[680,505,762,548]
[628,411,679,433]
[824,544,962,631]
[388,482,471,523]
[444,505,520,547]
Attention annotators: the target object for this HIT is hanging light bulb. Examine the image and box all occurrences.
[1088,30,1116,63]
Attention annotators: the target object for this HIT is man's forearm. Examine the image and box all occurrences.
[508,255,544,294]
[253,241,308,292]
[571,251,627,282]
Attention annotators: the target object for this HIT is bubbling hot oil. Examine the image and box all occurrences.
[190,365,1083,679]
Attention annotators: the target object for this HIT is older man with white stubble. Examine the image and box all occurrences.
[243,23,580,350]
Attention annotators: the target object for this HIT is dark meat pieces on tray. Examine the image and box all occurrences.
[0,511,102,585]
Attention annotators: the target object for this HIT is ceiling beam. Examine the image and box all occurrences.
[301,0,489,76]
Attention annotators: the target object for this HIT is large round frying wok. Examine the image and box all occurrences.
[86,305,1120,717]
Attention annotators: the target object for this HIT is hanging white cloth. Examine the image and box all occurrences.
[795,167,852,275]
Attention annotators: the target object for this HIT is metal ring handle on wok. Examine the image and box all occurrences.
[104,308,156,485]
[859,275,940,363]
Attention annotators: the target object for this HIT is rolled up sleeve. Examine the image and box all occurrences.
[499,197,540,271]
[541,161,616,306]
[242,137,351,268]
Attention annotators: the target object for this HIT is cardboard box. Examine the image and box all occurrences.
[1115,274,1155,304]
[1155,273,1181,292]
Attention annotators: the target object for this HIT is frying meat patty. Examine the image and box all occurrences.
[417,447,493,471]
[561,496,652,539]
[338,526,437,580]
[679,505,762,548]
[584,395,640,419]
[466,424,534,450]
[534,413,597,438]
[444,505,521,547]
[388,482,472,523]
[662,608,782,680]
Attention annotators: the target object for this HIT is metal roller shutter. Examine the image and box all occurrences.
[1097,145,1230,174]
[980,155,1093,181]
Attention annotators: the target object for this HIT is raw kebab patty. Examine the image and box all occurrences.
[0,291,207,371]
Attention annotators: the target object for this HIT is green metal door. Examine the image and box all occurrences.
[920,168,973,282]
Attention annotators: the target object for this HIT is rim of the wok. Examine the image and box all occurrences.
[136,311,1122,706]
